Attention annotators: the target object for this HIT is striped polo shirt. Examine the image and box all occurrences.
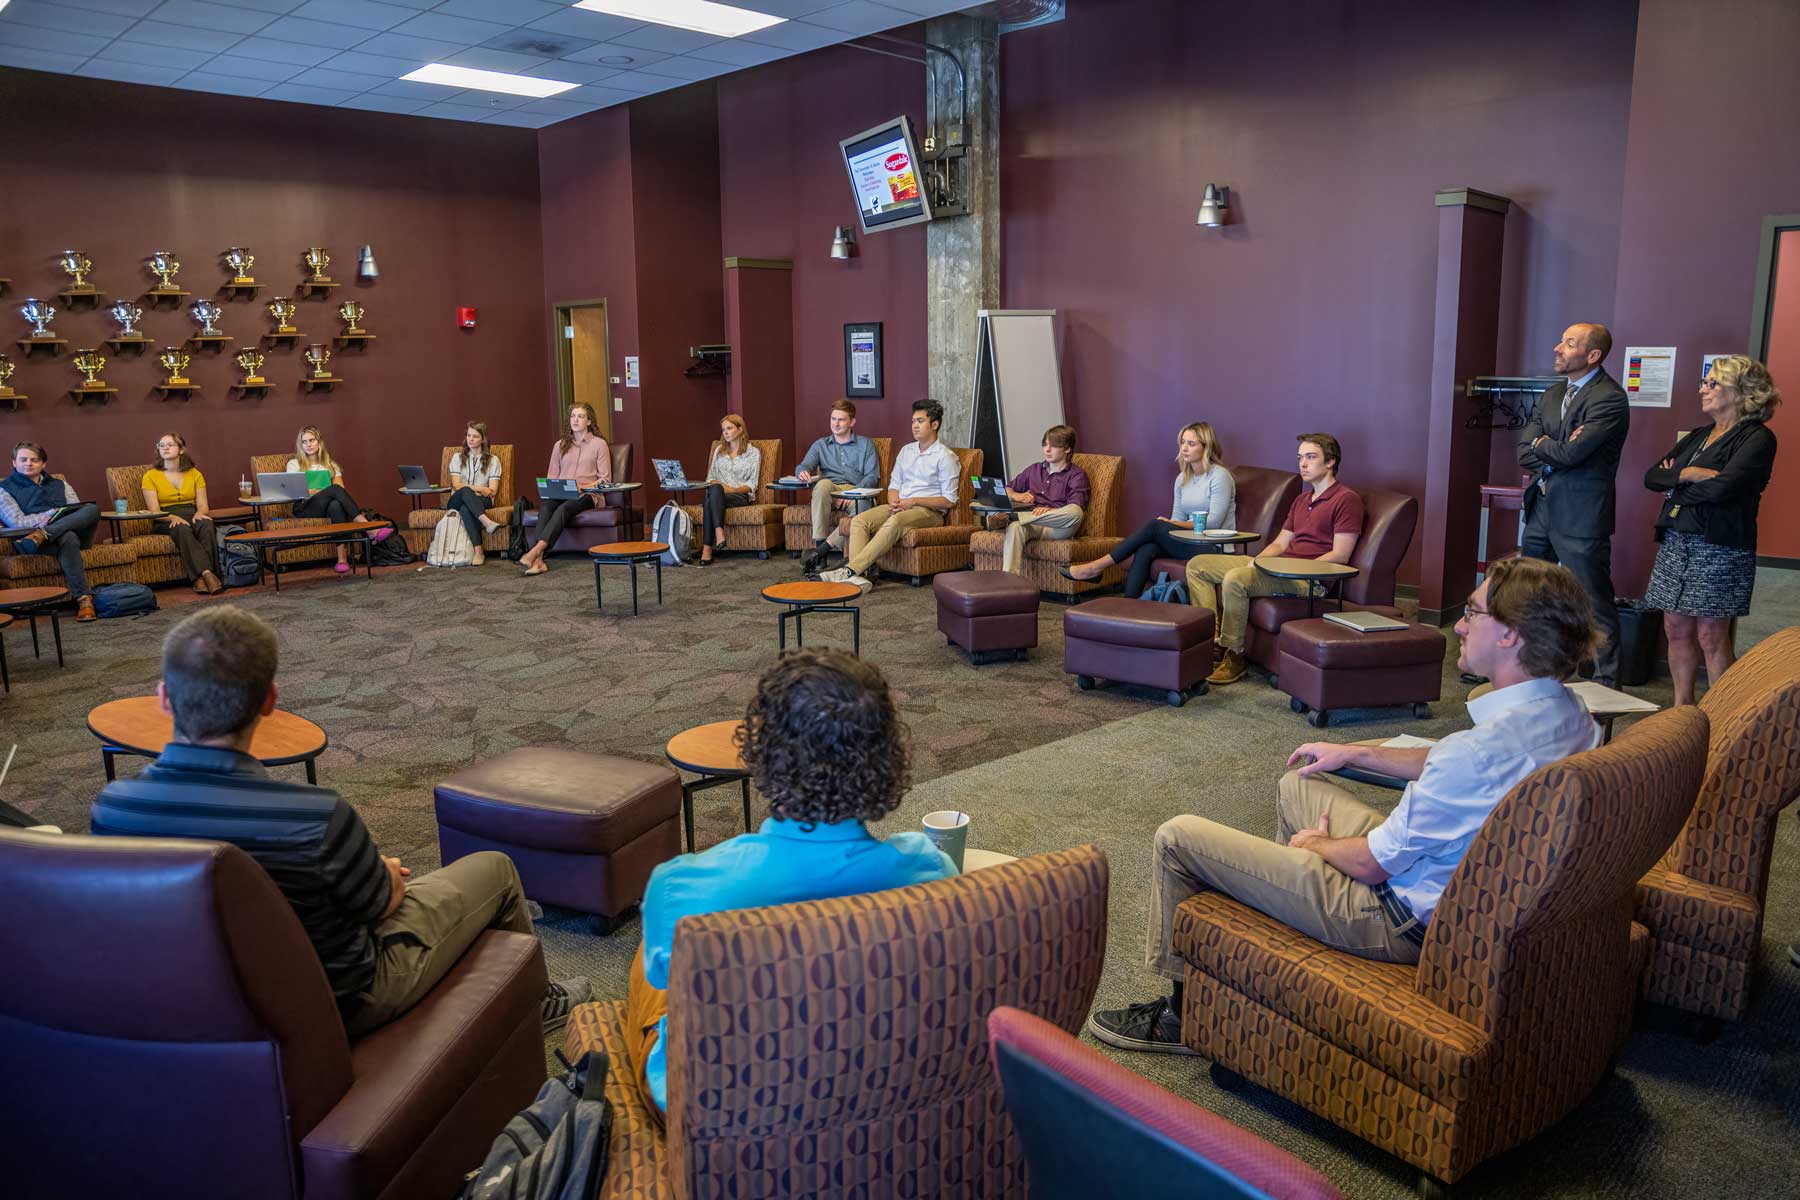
[90,743,391,1007]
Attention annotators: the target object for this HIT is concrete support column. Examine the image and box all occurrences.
[925,12,999,446]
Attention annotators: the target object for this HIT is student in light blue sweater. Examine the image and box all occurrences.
[1066,422,1237,597]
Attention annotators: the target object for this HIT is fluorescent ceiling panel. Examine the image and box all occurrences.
[571,1,785,39]
[402,63,579,97]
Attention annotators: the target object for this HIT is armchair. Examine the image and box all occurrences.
[0,472,138,592]
[876,446,985,584]
[781,436,894,553]
[969,452,1129,599]
[1149,464,1300,585]
[249,452,338,567]
[103,463,253,585]
[678,437,785,557]
[520,442,643,553]
[400,444,516,556]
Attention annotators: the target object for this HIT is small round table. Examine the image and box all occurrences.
[1254,556,1359,617]
[588,541,667,615]
[100,509,164,542]
[1170,529,1262,549]
[664,719,752,852]
[398,485,452,511]
[761,581,862,654]
[0,612,11,692]
[0,586,70,668]
[86,696,329,783]
[835,487,883,513]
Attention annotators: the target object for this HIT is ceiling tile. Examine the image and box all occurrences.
[387,11,512,45]
[438,88,531,110]
[605,24,720,55]
[564,82,652,106]
[0,0,135,37]
[203,0,309,13]
[350,31,465,61]
[225,36,338,66]
[94,39,214,69]
[259,80,360,105]
[174,70,275,97]
[480,109,560,128]
[195,50,307,80]
[0,44,92,73]
[523,8,644,41]
[435,0,564,25]
[146,0,279,36]
[118,20,247,53]
[287,0,415,34]
[878,0,964,13]
[739,18,853,51]
[803,2,915,35]
[288,66,389,91]
[442,47,551,74]
[319,49,422,76]
[415,98,499,119]
[558,42,667,68]
[80,58,190,85]
[0,20,112,56]
[520,59,621,85]
[53,0,164,16]
[253,15,372,49]
[336,94,434,115]
[369,77,459,99]
[355,0,434,9]
[481,27,595,59]
[634,55,736,82]
[686,38,793,67]
[734,1,840,14]
[513,96,596,118]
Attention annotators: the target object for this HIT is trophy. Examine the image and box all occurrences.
[235,348,265,384]
[147,251,181,290]
[189,299,225,337]
[267,296,298,334]
[303,343,332,378]
[302,247,331,283]
[0,355,15,397]
[158,348,191,386]
[60,250,94,289]
[21,298,56,338]
[72,348,107,387]
[108,300,145,338]
[337,301,366,334]
[224,247,255,284]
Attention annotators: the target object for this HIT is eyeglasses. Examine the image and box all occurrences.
[1700,379,1729,391]
[1462,603,1491,622]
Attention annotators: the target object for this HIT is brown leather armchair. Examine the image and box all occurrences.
[876,446,985,584]
[679,438,785,557]
[520,441,643,552]
[1149,464,1301,584]
[400,444,517,556]
[781,436,894,553]
[0,830,549,1200]
[969,452,1129,599]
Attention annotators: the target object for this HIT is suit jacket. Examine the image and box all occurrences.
[1516,366,1630,537]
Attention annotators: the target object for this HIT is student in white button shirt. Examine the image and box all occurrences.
[1085,555,1603,1055]
[821,399,959,592]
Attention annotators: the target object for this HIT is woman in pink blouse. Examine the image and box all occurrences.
[519,402,611,576]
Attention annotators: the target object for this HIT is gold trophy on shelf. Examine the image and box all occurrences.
[0,354,16,399]
[60,250,95,290]
[303,343,332,378]
[147,251,181,290]
[224,247,255,284]
[158,348,191,386]
[267,296,298,334]
[235,348,265,385]
[72,348,107,388]
[337,300,366,334]
[303,247,332,283]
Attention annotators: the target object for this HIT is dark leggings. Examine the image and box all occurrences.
[534,494,596,551]
[1107,517,1220,598]
[702,484,751,545]
[294,483,362,525]
[18,502,99,597]
[446,487,488,543]
[159,504,216,580]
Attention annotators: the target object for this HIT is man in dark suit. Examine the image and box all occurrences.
[1517,322,1628,685]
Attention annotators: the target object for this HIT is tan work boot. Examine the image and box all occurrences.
[1206,648,1247,685]
[76,595,98,622]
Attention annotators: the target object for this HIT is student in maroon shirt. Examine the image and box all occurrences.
[1185,433,1363,684]
[999,424,1090,574]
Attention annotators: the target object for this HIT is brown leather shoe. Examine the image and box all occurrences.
[1205,648,1247,685]
[76,595,98,622]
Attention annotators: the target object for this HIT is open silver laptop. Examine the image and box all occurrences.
[254,471,310,502]
[652,458,699,489]
[397,464,432,489]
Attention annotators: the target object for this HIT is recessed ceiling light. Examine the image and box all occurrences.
[401,63,579,98]
[571,1,785,39]
[598,55,635,65]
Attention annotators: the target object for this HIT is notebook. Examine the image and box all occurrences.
[1322,610,1410,633]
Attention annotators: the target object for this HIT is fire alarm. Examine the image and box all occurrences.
[457,307,477,328]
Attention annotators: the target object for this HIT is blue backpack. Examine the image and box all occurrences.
[1142,571,1189,605]
[92,582,158,618]
[214,525,261,587]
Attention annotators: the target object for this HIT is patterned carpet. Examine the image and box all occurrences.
[4,555,1795,1198]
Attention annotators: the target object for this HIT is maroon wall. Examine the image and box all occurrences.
[1,68,547,509]
[1609,0,1800,586]
[717,43,928,449]
[1001,0,1638,583]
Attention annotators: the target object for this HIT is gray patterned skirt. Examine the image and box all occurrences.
[1644,530,1756,618]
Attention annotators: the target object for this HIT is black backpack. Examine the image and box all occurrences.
[460,1049,612,1200]
[506,497,528,560]
[364,513,415,566]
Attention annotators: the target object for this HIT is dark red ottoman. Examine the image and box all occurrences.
[435,749,682,933]
[935,570,1040,664]
[1063,597,1216,706]
[1276,617,1446,727]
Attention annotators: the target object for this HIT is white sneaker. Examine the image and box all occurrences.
[846,574,873,595]
[478,514,499,533]
[819,567,854,584]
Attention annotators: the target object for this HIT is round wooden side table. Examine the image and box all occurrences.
[664,719,752,852]
[86,696,329,783]
[588,541,668,615]
[761,581,863,654]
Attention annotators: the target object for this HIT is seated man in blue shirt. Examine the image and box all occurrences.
[1088,556,1604,1054]
[627,648,957,1114]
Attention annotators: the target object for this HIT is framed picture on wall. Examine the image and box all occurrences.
[844,322,883,398]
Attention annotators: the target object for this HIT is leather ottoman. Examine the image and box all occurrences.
[435,748,682,933]
[1276,617,1445,727]
[935,570,1040,664]
[1063,597,1215,706]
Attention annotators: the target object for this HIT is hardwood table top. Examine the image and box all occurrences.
[87,696,328,764]
[0,586,71,609]
[0,613,12,631]
[1253,556,1359,580]
[665,719,748,776]
[1169,529,1261,545]
[588,541,667,559]
[761,581,863,604]
[225,520,390,544]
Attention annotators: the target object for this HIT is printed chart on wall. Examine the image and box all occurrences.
[1624,345,1676,407]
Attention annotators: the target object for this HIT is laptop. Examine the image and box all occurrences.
[536,477,581,501]
[973,476,1029,509]
[255,471,310,502]
[1321,610,1410,634]
[397,464,432,489]
[652,458,700,489]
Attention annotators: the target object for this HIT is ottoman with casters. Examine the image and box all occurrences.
[1063,596,1215,706]
[1275,617,1446,728]
[934,570,1040,664]
[435,748,683,934]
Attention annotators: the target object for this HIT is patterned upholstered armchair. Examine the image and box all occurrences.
[103,463,254,586]
[1635,625,1800,1025]
[781,436,894,554]
[0,473,139,593]
[248,453,337,567]
[399,444,516,556]
[968,452,1128,599]
[678,438,784,557]
[1174,706,1708,1192]
[560,845,1110,1199]
[876,446,984,584]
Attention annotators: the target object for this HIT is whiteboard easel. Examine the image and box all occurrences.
[968,310,1065,480]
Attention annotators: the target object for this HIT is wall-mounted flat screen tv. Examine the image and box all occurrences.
[839,115,934,235]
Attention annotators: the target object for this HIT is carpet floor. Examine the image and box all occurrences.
[4,554,1795,1199]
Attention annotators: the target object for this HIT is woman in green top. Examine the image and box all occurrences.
[287,425,390,573]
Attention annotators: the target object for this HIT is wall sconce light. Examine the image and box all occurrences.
[1196,184,1230,228]
[830,225,856,260]
[357,244,379,279]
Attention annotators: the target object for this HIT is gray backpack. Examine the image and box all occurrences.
[426,516,476,567]
[650,501,691,566]
[213,525,260,587]
[461,1049,612,1200]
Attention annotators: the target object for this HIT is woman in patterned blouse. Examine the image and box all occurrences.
[699,414,760,565]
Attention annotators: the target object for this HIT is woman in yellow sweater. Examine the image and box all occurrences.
[141,432,224,594]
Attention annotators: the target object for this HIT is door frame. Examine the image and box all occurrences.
[551,298,611,440]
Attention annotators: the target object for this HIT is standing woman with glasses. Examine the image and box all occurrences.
[446,421,502,566]
[288,425,390,575]
[1643,355,1780,705]
[141,432,224,594]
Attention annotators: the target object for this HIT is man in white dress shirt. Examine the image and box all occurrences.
[1087,555,1604,1054]
[821,399,960,593]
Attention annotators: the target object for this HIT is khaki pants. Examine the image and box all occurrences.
[1184,557,1315,653]
[847,503,944,574]
[1145,771,1421,978]
[625,945,668,1125]
[344,850,535,1037]
[809,478,856,543]
[1000,504,1084,574]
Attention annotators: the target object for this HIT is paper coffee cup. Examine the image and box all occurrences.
[922,810,970,871]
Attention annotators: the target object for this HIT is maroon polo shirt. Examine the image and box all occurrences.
[1282,480,1363,559]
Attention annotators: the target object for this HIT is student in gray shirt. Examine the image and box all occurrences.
[796,399,881,572]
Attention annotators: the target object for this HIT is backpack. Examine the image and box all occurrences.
[1142,571,1189,605]
[365,514,415,566]
[507,498,528,561]
[460,1049,613,1200]
[214,524,260,588]
[650,501,691,566]
[426,516,477,567]
[92,582,158,618]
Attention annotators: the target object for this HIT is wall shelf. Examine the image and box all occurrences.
[298,375,342,393]
[155,383,199,401]
[18,337,67,357]
[70,384,117,405]
[232,381,273,399]
[142,287,189,308]
[296,280,339,298]
[57,286,104,310]
[220,282,262,299]
[333,332,376,349]
[0,392,25,413]
[187,334,234,352]
[262,331,304,348]
[105,334,155,355]
[0,278,11,295]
